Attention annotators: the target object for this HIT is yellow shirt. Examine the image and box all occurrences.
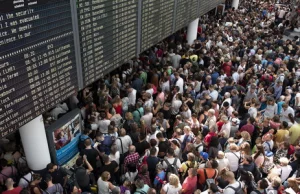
[289,124,300,145]
[275,129,289,143]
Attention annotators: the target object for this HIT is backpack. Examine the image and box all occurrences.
[78,135,87,152]
[45,184,60,194]
[101,135,116,155]
[164,158,179,179]
[227,181,245,194]
[252,164,262,182]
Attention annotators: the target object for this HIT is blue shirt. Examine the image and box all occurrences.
[277,101,285,114]
[154,171,166,187]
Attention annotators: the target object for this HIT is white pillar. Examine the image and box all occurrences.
[232,0,239,10]
[187,18,199,46]
[19,115,51,170]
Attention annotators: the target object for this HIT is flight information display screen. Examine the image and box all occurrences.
[141,0,175,52]
[0,0,78,137]
[174,0,199,32]
[78,0,138,87]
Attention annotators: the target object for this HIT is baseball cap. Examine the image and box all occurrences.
[200,152,209,160]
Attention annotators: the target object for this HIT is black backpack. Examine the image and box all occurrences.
[164,158,179,179]
[227,181,245,194]
[78,135,87,152]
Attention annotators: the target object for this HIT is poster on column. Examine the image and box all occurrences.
[53,114,81,165]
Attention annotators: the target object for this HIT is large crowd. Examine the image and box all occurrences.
[0,0,300,194]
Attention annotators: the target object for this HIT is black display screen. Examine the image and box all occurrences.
[0,0,78,137]
[174,0,199,32]
[141,0,175,52]
[78,0,139,87]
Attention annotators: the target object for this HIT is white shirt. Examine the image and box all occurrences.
[225,151,241,172]
[220,122,231,138]
[109,151,120,165]
[98,119,110,134]
[280,106,294,123]
[162,157,182,169]
[161,81,170,93]
[222,98,232,107]
[116,135,132,154]
[210,90,219,101]
[295,92,300,106]
[19,172,33,188]
[248,107,258,118]
[232,72,239,83]
[141,113,153,128]
[171,54,181,69]
[175,77,184,93]
[171,100,182,115]
[128,89,137,106]
[181,109,191,120]
[163,183,182,194]
[217,158,230,172]
[263,140,274,152]
[224,181,244,194]
[277,165,292,183]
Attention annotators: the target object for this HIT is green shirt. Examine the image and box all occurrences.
[133,107,144,124]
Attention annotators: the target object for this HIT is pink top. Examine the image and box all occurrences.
[0,166,18,184]
[182,176,197,194]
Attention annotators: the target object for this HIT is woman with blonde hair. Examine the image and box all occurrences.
[238,131,251,146]
[160,174,182,194]
[97,171,119,194]
[240,142,251,156]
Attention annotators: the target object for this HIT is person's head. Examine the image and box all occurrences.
[188,168,197,177]
[32,174,42,183]
[147,188,157,194]
[243,155,253,164]
[45,174,53,184]
[135,178,145,189]
[195,134,203,144]
[150,147,157,156]
[0,158,8,168]
[282,103,288,111]
[101,171,111,181]
[217,151,225,159]
[127,162,137,173]
[168,174,180,187]
[84,138,92,147]
[167,148,175,157]
[241,131,251,141]
[208,109,215,117]
[120,128,127,137]
[5,178,14,189]
[221,115,228,123]
[279,157,289,166]
[46,163,57,172]
[257,178,269,190]
[221,169,235,182]
[156,163,164,172]
[187,152,195,162]
[156,132,164,141]
[183,126,191,135]
[129,145,136,154]
[229,143,238,151]
[76,157,84,166]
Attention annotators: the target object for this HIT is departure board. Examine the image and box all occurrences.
[175,0,199,32]
[141,0,175,52]
[0,0,78,137]
[78,0,138,87]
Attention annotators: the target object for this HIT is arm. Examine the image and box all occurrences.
[83,156,93,173]
[108,182,115,190]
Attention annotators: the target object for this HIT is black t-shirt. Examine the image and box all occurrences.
[159,109,171,120]
[135,140,150,156]
[49,167,67,187]
[80,148,98,170]
[158,140,170,154]
[146,156,160,178]
[99,161,118,182]
[75,166,90,188]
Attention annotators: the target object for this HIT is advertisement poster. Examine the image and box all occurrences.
[53,114,81,165]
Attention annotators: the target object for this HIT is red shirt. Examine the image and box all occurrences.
[182,176,197,194]
[222,62,232,76]
[204,132,217,145]
[3,187,22,194]
[240,124,254,135]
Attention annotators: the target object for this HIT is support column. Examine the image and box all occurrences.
[19,115,51,170]
[187,18,199,46]
[231,0,239,10]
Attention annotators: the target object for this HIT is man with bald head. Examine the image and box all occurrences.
[3,178,22,194]
[123,145,139,172]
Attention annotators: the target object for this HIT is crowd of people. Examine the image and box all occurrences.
[1,0,300,194]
